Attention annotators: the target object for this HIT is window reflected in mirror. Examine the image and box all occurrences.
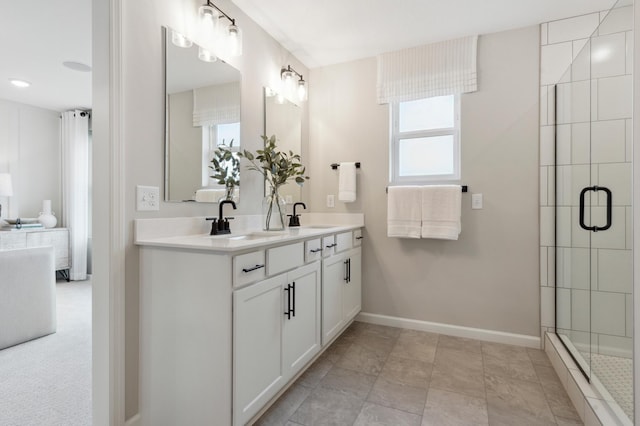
[164,26,241,203]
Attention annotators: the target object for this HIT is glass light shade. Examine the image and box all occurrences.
[226,24,242,56]
[171,30,192,48]
[297,79,307,102]
[198,47,217,62]
[199,5,220,42]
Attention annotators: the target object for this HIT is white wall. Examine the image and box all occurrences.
[308,26,541,337]
[0,99,61,219]
[121,0,308,419]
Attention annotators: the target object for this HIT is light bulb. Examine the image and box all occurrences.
[199,5,219,42]
[198,47,217,62]
[227,24,242,56]
[297,79,307,102]
[171,30,192,48]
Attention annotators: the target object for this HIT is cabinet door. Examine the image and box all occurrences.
[321,252,348,345]
[233,274,287,426]
[282,262,321,381]
[343,248,362,322]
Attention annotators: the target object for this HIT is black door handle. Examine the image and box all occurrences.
[579,186,612,232]
[344,260,349,282]
[284,284,294,320]
[292,282,296,318]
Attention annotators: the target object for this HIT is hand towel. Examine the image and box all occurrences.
[338,162,357,202]
[421,185,462,240]
[387,186,422,238]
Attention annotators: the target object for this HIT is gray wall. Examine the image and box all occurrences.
[308,26,541,337]
[121,0,309,419]
[0,100,61,219]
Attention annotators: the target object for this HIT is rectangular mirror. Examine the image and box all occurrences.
[264,87,302,203]
[164,26,241,203]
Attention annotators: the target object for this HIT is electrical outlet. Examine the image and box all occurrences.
[137,185,160,211]
[327,194,335,208]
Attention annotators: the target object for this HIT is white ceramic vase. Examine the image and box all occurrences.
[38,200,57,228]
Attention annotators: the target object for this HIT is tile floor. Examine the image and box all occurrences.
[255,321,583,426]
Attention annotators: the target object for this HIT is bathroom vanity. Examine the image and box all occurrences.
[136,215,363,425]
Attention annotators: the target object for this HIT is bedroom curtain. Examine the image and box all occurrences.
[376,35,478,104]
[61,110,90,281]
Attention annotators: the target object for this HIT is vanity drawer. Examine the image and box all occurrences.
[305,238,323,263]
[0,232,27,250]
[353,229,363,247]
[233,250,266,287]
[267,242,304,276]
[322,235,336,258]
[335,231,353,253]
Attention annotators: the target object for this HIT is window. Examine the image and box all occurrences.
[390,95,460,184]
[202,122,241,187]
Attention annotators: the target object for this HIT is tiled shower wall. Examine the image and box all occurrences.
[539,5,633,358]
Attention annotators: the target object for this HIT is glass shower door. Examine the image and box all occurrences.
[555,0,633,421]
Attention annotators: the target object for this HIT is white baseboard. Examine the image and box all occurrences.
[124,414,140,426]
[356,312,540,348]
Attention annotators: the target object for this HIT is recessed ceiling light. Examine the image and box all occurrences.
[9,79,30,88]
[63,61,92,72]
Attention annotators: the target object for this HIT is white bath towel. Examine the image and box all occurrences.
[338,162,357,202]
[421,185,462,240]
[387,186,422,238]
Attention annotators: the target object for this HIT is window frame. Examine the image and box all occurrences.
[390,95,461,185]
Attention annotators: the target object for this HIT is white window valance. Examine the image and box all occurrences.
[193,81,240,127]
[377,35,478,104]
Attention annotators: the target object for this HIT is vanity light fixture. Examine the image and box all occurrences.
[171,30,193,48]
[281,65,307,102]
[198,1,242,57]
[9,79,30,88]
[198,46,217,63]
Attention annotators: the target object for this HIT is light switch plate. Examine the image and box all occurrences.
[471,193,483,210]
[327,194,335,208]
[137,185,160,211]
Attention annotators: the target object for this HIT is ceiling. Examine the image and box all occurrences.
[0,0,91,112]
[0,0,619,112]
[232,0,617,68]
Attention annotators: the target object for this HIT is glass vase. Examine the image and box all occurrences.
[262,188,286,231]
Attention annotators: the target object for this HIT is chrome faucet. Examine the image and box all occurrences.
[288,202,306,227]
[206,200,237,235]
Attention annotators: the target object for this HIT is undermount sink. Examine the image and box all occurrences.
[225,231,288,241]
[301,225,336,229]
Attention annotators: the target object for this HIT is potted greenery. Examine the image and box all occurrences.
[209,140,240,201]
[239,135,309,230]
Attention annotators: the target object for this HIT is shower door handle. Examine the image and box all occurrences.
[579,186,612,232]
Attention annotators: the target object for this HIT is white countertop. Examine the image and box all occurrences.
[134,213,364,253]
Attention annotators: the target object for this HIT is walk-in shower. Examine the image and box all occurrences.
[554,0,634,422]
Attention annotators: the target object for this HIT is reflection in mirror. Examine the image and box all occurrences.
[164,27,241,203]
[264,87,302,203]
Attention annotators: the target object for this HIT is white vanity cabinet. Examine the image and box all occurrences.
[136,222,362,426]
[233,261,321,426]
[322,246,362,345]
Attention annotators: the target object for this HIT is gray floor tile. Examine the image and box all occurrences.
[319,338,352,364]
[367,376,427,415]
[319,366,376,399]
[485,372,556,425]
[437,335,483,354]
[290,387,364,426]
[482,341,530,362]
[255,383,313,426]
[362,323,402,339]
[527,348,552,366]
[390,329,439,363]
[336,342,389,376]
[422,388,488,426]
[378,355,432,389]
[534,365,581,421]
[555,415,584,425]
[353,402,422,426]
[429,347,485,399]
[297,358,334,389]
[483,353,539,383]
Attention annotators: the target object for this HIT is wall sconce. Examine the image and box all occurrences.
[198,1,242,57]
[281,65,307,102]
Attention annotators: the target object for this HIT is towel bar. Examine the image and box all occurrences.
[386,185,468,193]
[331,162,360,170]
